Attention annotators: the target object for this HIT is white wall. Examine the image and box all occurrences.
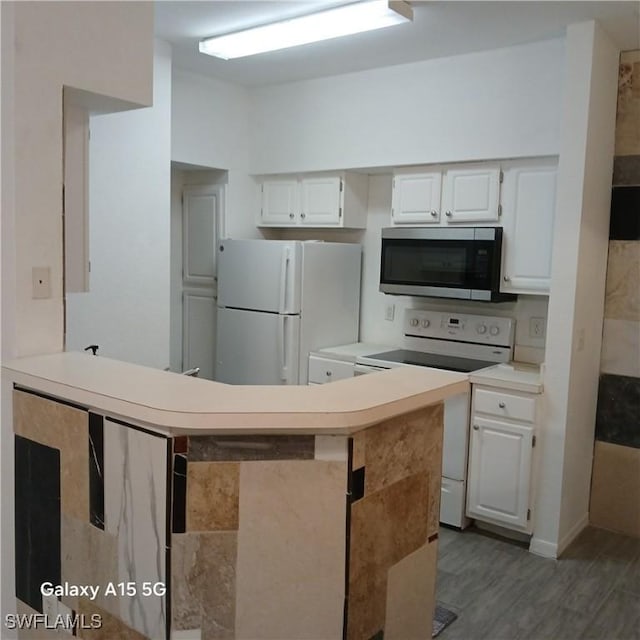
[531,22,619,558]
[171,71,259,239]
[1,1,154,629]
[65,41,172,369]
[1,0,153,361]
[249,38,564,174]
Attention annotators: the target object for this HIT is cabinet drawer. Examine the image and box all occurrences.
[308,356,354,384]
[474,388,536,422]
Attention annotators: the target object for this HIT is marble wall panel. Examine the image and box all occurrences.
[589,441,640,537]
[595,374,640,448]
[384,541,438,640]
[60,514,118,615]
[14,389,89,521]
[104,420,168,640]
[15,435,61,614]
[609,187,640,240]
[15,599,62,639]
[600,319,640,378]
[77,599,149,640]
[235,460,347,640]
[186,462,239,532]
[613,155,640,186]
[604,241,640,321]
[347,471,430,640]
[188,435,314,461]
[171,532,237,639]
[89,413,105,530]
[605,240,640,321]
[363,404,442,496]
[615,50,640,156]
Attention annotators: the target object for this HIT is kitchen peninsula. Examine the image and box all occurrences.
[4,352,468,640]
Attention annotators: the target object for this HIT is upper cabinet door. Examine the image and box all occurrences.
[260,179,298,226]
[500,159,557,294]
[391,172,442,224]
[441,164,501,223]
[300,176,342,226]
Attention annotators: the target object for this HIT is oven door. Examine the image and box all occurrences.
[354,363,390,376]
[380,227,513,301]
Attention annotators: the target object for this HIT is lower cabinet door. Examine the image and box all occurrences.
[466,416,533,529]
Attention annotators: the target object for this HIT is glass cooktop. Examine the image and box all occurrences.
[365,349,496,374]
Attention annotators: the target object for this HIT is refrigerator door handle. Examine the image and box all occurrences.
[278,246,291,314]
[278,315,289,382]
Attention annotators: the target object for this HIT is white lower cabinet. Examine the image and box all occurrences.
[466,385,538,532]
[308,354,354,384]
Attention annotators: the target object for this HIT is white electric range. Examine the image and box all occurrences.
[356,309,515,528]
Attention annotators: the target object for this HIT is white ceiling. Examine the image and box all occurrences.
[155,1,640,86]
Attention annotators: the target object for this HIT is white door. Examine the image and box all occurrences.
[442,164,501,223]
[391,172,442,224]
[215,307,300,385]
[260,179,299,226]
[181,185,222,379]
[466,416,533,529]
[217,239,302,314]
[300,176,342,226]
[500,160,557,294]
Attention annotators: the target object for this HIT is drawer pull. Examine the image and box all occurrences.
[326,371,332,376]
[473,425,479,430]
[498,402,506,408]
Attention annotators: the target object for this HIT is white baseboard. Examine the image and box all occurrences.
[557,513,590,556]
[529,512,590,559]
[528,537,558,558]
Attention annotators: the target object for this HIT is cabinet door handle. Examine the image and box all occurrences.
[473,424,479,430]
[326,371,332,377]
[300,212,306,219]
[498,402,506,408]
[503,275,510,282]
[445,211,452,217]
[289,213,294,219]
[430,210,437,217]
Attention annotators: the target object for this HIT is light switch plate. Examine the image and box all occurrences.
[32,266,52,299]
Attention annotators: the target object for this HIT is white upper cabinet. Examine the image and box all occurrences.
[391,170,442,224]
[300,176,342,226]
[391,162,501,226]
[258,172,368,229]
[500,158,557,295]
[260,179,299,225]
[441,164,502,223]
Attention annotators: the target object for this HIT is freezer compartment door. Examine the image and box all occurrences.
[217,239,302,314]
[215,307,300,385]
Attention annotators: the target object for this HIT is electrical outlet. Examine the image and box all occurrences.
[529,317,546,339]
[32,266,52,299]
[385,303,395,321]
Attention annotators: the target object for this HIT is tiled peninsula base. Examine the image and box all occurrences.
[13,387,443,640]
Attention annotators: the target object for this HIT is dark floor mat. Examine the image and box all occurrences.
[433,603,458,637]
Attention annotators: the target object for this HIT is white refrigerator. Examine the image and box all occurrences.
[215,239,362,385]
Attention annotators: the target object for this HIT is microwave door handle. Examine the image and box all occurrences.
[278,315,288,382]
[278,246,291,314]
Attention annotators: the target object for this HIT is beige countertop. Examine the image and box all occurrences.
[310,342,395,363]
[3,351,469,435]
[470,362,543,394]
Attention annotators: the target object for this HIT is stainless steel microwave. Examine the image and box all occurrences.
[379,227,516,302]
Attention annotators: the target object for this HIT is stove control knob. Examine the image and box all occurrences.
[477,324,487,335]
[421,319,431,328]
[490,325,500,336]
[409,318,419,327]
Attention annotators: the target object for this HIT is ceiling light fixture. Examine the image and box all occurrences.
[199,1,413,60]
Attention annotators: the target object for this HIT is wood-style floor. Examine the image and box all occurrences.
[436,525,640,640]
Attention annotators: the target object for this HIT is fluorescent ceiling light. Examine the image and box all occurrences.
[199,1,413,60]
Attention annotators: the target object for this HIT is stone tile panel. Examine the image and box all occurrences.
[187,462,239,532]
